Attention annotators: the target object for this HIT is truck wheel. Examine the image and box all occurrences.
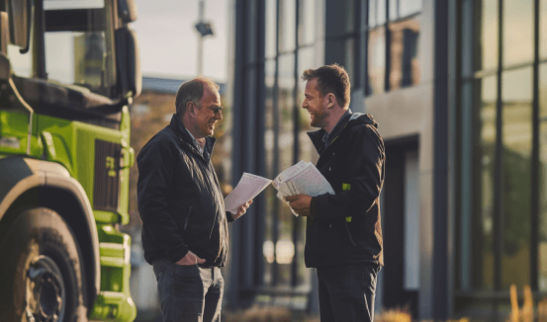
[0,207,88,322]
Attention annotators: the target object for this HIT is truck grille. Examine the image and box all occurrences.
[93,139,121,212]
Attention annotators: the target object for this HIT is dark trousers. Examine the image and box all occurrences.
[317,264,381,322]
[152,258,224,322]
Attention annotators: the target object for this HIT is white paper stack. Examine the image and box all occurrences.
[224,173,272,214]
[273,160,335,216]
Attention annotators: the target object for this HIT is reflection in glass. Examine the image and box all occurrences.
[299,0,316,46]
[280,0,296,53]
[477,0,498,71]
[263,59,276,285]
[345,38,355,84]
[368,27,386,95]
[503,0,534,66]
[388,16,420,90]
[277,54,295,285]
[389,0,398,21]
[266,0,277,58]
[541,0,547,59]
[472,76,497,290]
[501,67,532,289]
[399,0,422,17]
[369,0,377,27]
[345,0,356,33]
[539,64,547,291]
[377,0,387,25]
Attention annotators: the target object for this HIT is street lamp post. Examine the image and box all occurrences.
[195,0,214,76]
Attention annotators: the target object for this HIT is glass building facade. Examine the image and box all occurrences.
[455,0,547,318]
[228,0,545,320]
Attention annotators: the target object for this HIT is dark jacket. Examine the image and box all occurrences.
[137,114,233,267]
[305,112,385,268]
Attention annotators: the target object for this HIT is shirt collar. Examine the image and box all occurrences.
[185,128,204,155]
[322,109,352,148]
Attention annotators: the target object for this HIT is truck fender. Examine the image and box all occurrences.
[0,156,101,299]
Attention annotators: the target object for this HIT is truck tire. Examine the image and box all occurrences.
[0,207,88,322]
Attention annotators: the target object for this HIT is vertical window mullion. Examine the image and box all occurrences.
[493,0,503,294]
[291,0,300,289]
[531,0,541,291]
[384,0,391,92]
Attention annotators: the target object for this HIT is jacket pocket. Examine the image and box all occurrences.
[344,222,357,247]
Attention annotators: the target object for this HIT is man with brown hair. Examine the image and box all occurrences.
[137,77,252,322]
[286,64,385,322]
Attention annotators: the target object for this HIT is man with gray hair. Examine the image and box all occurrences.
[137,76,252,322]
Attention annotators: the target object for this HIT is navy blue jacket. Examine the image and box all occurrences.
[137,115,233,267]
[306,113,385,267]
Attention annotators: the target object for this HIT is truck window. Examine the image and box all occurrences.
[7,38,34,78]
[43,0,117,98]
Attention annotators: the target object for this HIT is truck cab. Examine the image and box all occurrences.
[0,0,140,321]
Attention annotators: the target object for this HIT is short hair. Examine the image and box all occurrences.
[175,76,220,116]
[301,64,351,108]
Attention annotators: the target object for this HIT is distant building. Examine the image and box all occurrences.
[227,0,547,320]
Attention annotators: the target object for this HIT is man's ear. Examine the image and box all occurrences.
[186,101,195,116]
[326,93,336,108]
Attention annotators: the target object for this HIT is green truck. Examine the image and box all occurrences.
[0,0,141,321]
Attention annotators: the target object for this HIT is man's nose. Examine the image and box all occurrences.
[216,111,223,120]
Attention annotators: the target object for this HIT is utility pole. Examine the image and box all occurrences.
[195,0,214,76]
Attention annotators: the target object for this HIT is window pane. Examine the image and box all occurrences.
[399,0,422,17]
[501,67,533,289]
[280,0,296,53]
[503,0,534,66]
[298,0,316,46]
[477,0,498,71]
[266,0,277,58]
[377,0,387,25]
[263,59,276,285]
[541,0,547,59]
[43,6,116,97]
[388,16,420,90]
[277,54,295,285]
[368,27,386,95]
[472,76,497,290]
[389,0,398,20]
[7,43,33,78]
[345,0,356,33]
[539,63,547,291]
[369,0,377,27]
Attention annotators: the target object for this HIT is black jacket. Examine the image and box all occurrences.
[137,114,233,267]
[306,112,385,268]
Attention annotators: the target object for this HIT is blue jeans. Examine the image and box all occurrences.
[317,264,381,322]
[152,258,224,322]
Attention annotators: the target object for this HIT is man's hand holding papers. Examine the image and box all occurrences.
[285,195,312,217]
[224,173,271,216]
[273,161,335,216]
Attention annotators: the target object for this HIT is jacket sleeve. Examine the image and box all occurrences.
[137,138,189,263]
[313,126,384,221]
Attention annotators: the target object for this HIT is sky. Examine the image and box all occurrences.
[132,0,228,82]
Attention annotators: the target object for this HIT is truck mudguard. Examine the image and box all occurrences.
[0,156,101,298]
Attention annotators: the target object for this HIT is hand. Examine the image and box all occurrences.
[285,195,312,216]
[175,251,205,266]
[232,199,253,220]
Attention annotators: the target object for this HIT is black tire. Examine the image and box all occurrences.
[0,207,88,322]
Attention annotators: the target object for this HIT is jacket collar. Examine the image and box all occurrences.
[307,109,352,154]
[169,114,216,163]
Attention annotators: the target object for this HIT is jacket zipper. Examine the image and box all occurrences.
[344,222,357,246]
